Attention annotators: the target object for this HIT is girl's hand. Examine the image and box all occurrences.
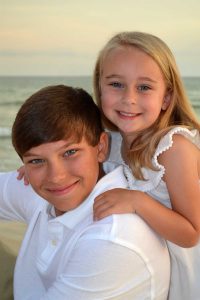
[93,188,136,221]
[17,166,29,185]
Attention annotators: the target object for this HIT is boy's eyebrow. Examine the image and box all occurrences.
[104,74,123,79]
[23,140,79,157]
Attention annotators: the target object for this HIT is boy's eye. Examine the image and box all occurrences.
[109,82,124,88]
[64,149,77,157]
[28,158,44,165]
[138,85,151,91]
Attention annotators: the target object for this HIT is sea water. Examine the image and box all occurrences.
[0,76,200,171]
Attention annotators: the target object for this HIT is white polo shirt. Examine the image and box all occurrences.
[0,166,170,299]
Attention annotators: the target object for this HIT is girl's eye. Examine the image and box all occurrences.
[138,85,151,91]
[64,149,77,157]
[109,82,124,88]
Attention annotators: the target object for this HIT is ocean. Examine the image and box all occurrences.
[0,76,200,171]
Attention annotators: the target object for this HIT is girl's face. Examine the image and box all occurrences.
[100,46,170,145]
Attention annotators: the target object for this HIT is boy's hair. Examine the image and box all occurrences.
[12,85,103,158]
[93,31,200,179]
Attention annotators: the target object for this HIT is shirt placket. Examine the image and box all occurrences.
[37,221,64,273]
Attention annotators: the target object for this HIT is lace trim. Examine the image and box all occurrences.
[152,126,200,186]
[125,127,199,192]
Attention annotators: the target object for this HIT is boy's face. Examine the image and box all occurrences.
[22,133,108,216]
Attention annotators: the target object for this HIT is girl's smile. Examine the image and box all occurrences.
[117,110,141,120]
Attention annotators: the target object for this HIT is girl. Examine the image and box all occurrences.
[93,31,200,300]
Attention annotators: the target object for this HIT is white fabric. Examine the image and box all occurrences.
[108,127,200,300]
[0,166,170,300]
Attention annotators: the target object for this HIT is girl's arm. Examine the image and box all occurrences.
[17,165,29,185]
[94,135,200,247]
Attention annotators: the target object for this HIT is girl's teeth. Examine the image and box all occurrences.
[120,112,137,116]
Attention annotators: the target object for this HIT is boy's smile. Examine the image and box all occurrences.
[22,134,107,216]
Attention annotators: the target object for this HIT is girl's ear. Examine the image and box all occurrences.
[162,92,171,110]
[97,132,109,163]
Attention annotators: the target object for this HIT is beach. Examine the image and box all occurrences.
[0,221,26,300]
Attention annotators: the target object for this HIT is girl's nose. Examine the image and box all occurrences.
[122,87,136,105]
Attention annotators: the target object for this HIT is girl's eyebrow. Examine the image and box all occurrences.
[138,77,157,83]
[105,74,157,83]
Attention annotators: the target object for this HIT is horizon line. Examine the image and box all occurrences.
[0,74,200,78]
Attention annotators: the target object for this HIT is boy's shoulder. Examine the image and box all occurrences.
[76,210,167,260]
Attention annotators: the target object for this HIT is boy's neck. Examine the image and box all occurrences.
[98,165,106,181]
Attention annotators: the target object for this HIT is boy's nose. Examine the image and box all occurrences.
[47,162,67,183]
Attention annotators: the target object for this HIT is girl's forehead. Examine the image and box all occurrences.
[101,46,164,80]
[104,45,143,58]
[101,46,153,71]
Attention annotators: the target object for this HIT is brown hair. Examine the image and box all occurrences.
[93,31,200,179]
[12,85,103,158]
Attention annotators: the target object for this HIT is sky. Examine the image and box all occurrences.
[0,0,200,77]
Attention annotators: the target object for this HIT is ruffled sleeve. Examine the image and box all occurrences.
[125,127,200,192]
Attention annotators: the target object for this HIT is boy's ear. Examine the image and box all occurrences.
[97,132,109,163]
[162,92,171,110]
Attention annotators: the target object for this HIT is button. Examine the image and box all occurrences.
[51,239,58,246]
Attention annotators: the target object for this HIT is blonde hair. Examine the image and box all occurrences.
[93,31,200,179]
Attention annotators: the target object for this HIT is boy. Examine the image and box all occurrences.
[0,85,170,299]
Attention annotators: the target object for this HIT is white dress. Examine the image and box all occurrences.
[107,126,200,300]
